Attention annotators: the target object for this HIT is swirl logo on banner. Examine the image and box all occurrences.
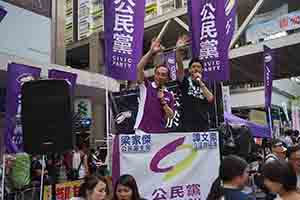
[150,137,198,181]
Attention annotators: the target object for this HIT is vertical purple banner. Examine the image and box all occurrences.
[104,0,145,81]
[165,51,177,81]
[225,0,237,48]
[48,69,78,95]
[5,63,41,153]
[0,6,7,23]
[188,0,235,81]
[264,46,274,109]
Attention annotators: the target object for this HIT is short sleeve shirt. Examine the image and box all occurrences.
[179,76,212,131]
[134,80,175,133]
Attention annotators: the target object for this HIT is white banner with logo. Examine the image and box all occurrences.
[115,131,220,200]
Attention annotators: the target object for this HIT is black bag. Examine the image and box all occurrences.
[70,158,83,180]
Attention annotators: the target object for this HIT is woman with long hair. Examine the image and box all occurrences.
[113,174,146,200]
[73,175,109,200]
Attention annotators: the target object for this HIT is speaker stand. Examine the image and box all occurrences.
[39,155,45,200]
[1,154,5,200]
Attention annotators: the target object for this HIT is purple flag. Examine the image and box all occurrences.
[225,0,237,48]
[104,0,145,80]
[0,6,7,23]
[5,63,41,153]
[48,69,77,95]
[188,0,236,81]
[224,112,271,138]
[264,46,274,109]
[165,51,177,81]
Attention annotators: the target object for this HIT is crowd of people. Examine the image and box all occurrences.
[206,131,300,200]
[0,145,109,199]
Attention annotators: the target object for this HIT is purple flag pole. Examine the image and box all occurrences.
[0,6,7,23]
[187,0,236,81]
[48,69,78,96]
[5,63,41,153]
[165,51,177,81]
[104,0,145,81]
[264,45,275,137]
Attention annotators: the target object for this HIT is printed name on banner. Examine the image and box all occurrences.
[192,132,218,150]
[120,134,152,153]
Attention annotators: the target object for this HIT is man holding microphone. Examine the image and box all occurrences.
[134,39,175,133]
[176,36,214,132]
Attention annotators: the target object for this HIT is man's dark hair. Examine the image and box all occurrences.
[287,145,300,159]
[262,160,297,192]
[188,58,204,68]
[219,155,248,182]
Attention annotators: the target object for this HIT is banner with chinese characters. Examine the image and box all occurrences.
[224,0,237,48]
[187,0,236,81]
[113,131,220,200]
[43,180,83,200]
[263,46,274,109]
[165,51,177,81]
[104,0,145,80]
[5,63,41,153]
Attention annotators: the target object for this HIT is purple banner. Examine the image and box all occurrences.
[224,112,271,138]
[0,5,7,23]
[188,0,236,81]
[48,69,77,95]
[104,0,145,81]
[264,46,274,109]
[5,63,41,153]
[225,0,237,48]
[165,51,177,81]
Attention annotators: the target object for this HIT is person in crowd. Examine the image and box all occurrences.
[291,130,300,144]
[134,38,175,133]
[207,155,255,200]
[46,153,59,184]
[175,36,214,132]
[63,149,73,180]
[281,129,294,147]
[265,139,287,163]
[72,175,110,200]
[31,154,51,185]
[72,146,89,180]
[113,174,146,200]
[287,145,300,188]
[88,149,105,176]
[261,159,300,200]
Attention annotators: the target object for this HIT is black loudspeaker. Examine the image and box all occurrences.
[21,80,74,154]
